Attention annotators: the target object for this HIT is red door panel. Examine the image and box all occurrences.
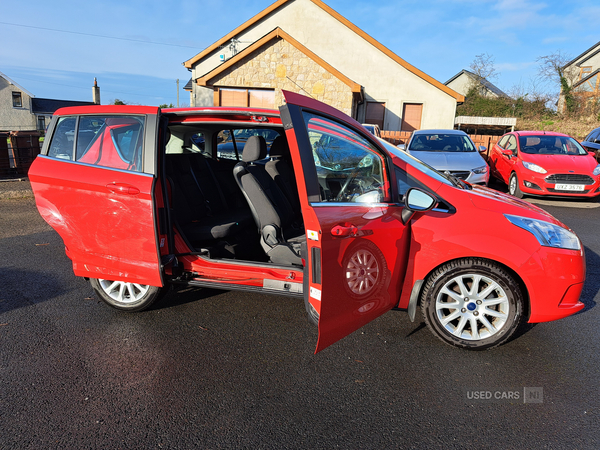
[29,159,161,286]
[311,205,409,351]
[281,90,411,352]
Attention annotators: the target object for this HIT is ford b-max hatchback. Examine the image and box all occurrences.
[29,91,585,352]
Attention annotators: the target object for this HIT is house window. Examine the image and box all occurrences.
[12,92,22,108]
[216,88,275,109]
[37,116,46,131]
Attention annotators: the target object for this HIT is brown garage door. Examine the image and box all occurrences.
[217,88,275,109]
[401,103,423,132]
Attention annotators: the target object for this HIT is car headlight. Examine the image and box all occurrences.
[593,165,600,176]
[522,161,547,174]
[472,165,488,174]
[504,214,581,250]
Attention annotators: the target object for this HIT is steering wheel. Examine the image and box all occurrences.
[335,172,359,202]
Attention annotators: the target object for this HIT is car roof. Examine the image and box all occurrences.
[54,105,281,118]
[163,106,279,115]
[513,130,569,138]
[412,129,467,136]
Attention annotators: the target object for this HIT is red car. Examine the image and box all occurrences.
[28,92,585,352]
[489,131,600,198]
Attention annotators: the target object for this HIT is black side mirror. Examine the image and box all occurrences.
[401,188,438,224]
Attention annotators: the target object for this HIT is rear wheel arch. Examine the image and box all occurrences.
[90,278,170,312]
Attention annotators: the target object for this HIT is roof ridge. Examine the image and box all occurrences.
[183,0,463,101]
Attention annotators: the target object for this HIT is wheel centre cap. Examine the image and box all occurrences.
[467,302,477,311]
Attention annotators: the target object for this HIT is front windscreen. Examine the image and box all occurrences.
[518,135,587,155]
[408,133,476,152]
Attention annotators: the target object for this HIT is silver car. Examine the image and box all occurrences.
[399,129,489,185]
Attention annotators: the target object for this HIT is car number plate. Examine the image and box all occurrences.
[555,183,585,191]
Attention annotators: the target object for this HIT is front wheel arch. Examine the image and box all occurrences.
[416,257,530,319]
[416,257,530,349]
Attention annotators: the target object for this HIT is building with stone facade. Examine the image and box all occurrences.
[183,0,463,132]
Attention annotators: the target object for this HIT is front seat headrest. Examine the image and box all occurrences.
[269,135,289,158]
[242,135,268,162]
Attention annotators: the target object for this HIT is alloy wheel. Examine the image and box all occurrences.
[434,273,509,340]
[98,279,151,304]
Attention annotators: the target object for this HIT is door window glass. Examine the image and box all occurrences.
[76,116,145,172]
[303,112,389,203]
[48,117,77,160]
[497,135,510,149]
[506,135,517,153]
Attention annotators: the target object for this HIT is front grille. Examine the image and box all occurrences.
[449,171,471,180]
[545,174,594,184]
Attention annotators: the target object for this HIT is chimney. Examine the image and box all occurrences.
[93,78,101,105]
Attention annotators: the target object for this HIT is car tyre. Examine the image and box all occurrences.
[508,172,524,199]
[90,278,168,312]
[420,258,525,350]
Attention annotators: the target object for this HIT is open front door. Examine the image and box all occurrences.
[29,106,163,287]
[280,91,411,352]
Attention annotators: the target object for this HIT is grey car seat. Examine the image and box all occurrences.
[265,135,302,214]
[233,135,304,266]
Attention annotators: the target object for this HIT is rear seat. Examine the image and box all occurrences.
[166,153,253,246]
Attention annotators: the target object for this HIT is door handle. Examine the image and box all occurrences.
[106,183,140,195]
[331,223,358,237]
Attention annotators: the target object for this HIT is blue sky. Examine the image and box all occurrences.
[2,0,599,106]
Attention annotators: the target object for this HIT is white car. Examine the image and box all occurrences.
[361,123,381,138]
[400,129,489,185]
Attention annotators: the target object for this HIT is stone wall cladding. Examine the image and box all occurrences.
[210,39,354,115]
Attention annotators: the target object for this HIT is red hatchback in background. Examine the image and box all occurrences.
[489,131,600,198]
[28,92,586,352]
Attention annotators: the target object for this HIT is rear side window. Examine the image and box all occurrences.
[47,115,145,172]
[47,117,77,160]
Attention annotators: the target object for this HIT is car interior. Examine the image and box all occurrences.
[164,122,305,267]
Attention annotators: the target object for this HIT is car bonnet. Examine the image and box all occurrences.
[521,152,598,173]
[408,150,485,171]
[466,185,565,226]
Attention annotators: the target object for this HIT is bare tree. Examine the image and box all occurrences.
[466,53,500,97]
[536,51,576,88]
[536,51,577,114]
[469,52,499,82]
